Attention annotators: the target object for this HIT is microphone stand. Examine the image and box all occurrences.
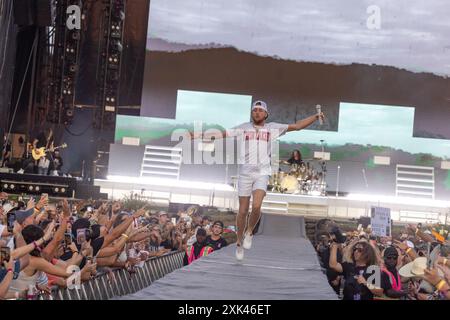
[336,165,340,197]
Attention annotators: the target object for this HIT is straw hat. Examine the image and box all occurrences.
[399,257,427,278]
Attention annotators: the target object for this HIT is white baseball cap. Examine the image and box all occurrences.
[252,100,268,114]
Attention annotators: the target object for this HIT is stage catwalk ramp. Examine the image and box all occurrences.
[118,213,337,300]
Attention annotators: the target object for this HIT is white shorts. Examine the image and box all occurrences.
[237,174,269,197]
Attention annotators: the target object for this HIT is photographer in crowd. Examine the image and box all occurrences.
[318,218,450,300]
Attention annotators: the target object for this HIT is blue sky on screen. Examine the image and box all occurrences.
[282,102,450,158]
[176,90,251,127]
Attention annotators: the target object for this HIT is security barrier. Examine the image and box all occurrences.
[40,251,185,300]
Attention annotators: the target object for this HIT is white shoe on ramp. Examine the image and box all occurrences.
[242,232,253,250]
[235,246,244,261]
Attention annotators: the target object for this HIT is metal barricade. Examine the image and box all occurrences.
[49,251,185,300]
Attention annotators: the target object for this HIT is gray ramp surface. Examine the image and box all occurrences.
[117,213,337,300]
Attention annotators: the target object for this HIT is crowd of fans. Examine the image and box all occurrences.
[315,219,450,300]
[5,188,449,301]
[0,192,228,300]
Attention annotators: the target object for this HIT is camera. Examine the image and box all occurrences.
[330,226,347,244]
[0,246,11,266]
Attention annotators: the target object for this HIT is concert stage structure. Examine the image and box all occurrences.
[0,172,107,200]
[118,213,338,300]
[95,175,450,226]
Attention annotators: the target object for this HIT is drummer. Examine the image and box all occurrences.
[287,149,304,166]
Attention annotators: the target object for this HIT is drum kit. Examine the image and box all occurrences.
[268,159,327,196]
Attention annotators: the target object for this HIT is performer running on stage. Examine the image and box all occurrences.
[190,101,324,261]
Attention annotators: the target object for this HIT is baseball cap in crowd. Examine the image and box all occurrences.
[196,228,207,236]
[212,221,224,229]
[383,246,398,258]
[149,217,159,224]
[159,211,168,217]
[15,208,35,224]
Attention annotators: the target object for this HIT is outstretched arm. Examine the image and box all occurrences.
[287,113,323,132]
[189,129,228,140]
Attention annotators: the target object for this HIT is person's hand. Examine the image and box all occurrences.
[407,224,417,234]
[139,251,149,261]
[92,210,100,222]
[98,202,108,215]
[132,205,148,218]
[35,194,48,210]
[81,261,97,275]
[125,223,134,237]
[43,221,56,241]
[36,284,52,295]
[66,241,77,252]
[61,199,70,218]
[35,212,46,224]
[436,264,450,283]
[81,240,93,255]
[436,256,448,266]
[74,200,86,212]
[423,268,442,286]
[393,239,408,251]
[0,191,8,200]
[331,276,341,287]
[356,275,367,285]
[26,197,36,210]
[129,226,147,238]
[316,112,325,123]
[5,255,15,270]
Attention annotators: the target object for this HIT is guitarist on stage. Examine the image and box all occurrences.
[22,128,54,174]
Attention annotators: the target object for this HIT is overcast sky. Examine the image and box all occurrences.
[148,0,450,77]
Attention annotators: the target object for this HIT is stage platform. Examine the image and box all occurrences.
[95,176,450,225]
[0,172,106,199]
[117,213,338,300]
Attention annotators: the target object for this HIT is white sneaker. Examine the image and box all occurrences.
[235,246,244,261]
[243,232,253,250]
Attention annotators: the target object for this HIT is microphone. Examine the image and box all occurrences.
[316,105,323,125]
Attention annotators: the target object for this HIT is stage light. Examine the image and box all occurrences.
[9,184,14,189]
[3,183,8,189]
[111,40,123,52]
[28,186,34,191]
[54,187,59,193]
[35,186,40,192]
[61,188,66,193]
